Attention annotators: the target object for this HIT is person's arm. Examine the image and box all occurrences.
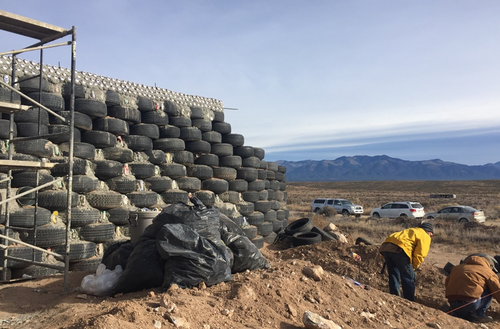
[412,233,431,269]
[486,274,500,303]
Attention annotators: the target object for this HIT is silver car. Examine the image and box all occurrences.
[370,201,425,219]
[425,205,485,223]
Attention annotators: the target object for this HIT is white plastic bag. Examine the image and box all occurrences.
[80,263,123,296]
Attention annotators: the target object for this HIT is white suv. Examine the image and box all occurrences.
[311,198,364,217]
[370,202,425,219]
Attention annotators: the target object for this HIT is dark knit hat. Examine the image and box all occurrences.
[419,222,434,234]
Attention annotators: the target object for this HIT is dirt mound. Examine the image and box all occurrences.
[0,239,497,329]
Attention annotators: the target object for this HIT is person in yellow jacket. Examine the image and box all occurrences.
[379,222,433,301]
[445,255,500,323]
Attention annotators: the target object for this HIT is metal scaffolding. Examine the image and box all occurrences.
[0,10,76,291]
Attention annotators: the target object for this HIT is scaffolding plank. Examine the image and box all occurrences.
[0,100,31,114]
[0,10,68,40]
[0,159,55,169]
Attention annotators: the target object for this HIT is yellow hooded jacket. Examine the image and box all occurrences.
[380,227,431,270]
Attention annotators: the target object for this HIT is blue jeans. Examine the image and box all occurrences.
[449,290,492,320]
[382,251,415,301]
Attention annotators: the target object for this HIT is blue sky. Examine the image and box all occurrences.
[1,1,499,165]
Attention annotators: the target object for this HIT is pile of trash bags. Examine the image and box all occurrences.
[81,197,270,296]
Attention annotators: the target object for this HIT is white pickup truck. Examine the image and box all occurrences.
[311,198,364,217]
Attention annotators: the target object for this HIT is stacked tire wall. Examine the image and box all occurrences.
[0,59,288,277]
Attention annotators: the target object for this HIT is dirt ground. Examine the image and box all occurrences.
[1,232,500,329]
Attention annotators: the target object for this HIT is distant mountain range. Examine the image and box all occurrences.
[276,156,500,182]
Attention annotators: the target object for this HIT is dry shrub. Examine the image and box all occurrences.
[320,207,337,217]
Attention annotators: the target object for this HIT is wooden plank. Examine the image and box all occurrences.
[0,101,31,114]
[0,159,55,169]
[0,10,67,40]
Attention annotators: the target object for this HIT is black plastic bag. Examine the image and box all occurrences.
[219,214,270,273]
[112,239,165,294]
[102,240,135,270]
[157,223,232,289]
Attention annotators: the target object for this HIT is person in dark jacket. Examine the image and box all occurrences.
[445,255,500,323]
[379,222,433,301]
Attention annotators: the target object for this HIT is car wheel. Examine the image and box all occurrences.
[372,212,380,219]
[459,218,469,224]
[314,208,321,214]
[399,213,408,218]
[355,214,361,218]
[342,210,350,217]
[427,216,434,220]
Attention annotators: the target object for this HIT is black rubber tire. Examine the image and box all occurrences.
[51,158,88,176]
[93,159,124,179]
[242,225,258,240]
[241,190,259,203]
[107,106,141,124]
[212,121,231,134]
[129,123,160,139]
[169,116,191,127]
[247,211,265,225]
[24,92,64,111]
[159,125,181,138]
[259,189,269,201]
[236,202,254,216]
[0,246,43,269]
[19,224,67,247]
[213,111,224,122]
[264,210,277,221]
[269,180,280,191]
[81,130,117,148]
[266,170,276,180]
[276,210,286,220]
[11,171,54,188]
[179,127,202,141]
[0,119,16,138]
[47,124,81,143]
[106,176,137,194]
[292,232,323,247]
[93,117,129,136]
[164,100,180,116]
[242,156,261,169]
[15,122,49,137]
[189,107,204,119]
[248,179,266,191]
[38,190,79,210]
[161,189,189,204]
[153,138,185,152]
[218,190,240,204]
[173,151,194,165]
[237,167,258,182]
[355,237,373,245]
[201,178,229,194]
[219,156,242,169]
[194,190,216,206]
[69,256,103,272]
[254,200,272,213]
[127,191,159,207]
[213,166,237,181]
[229,179,248,192]
[144,176,173,192]
[128,162,156,179]
[18,76,51,93]
[371,212,380,219]
[256,221,274,236]
[194,154,219,167]
[107,207,130,226]
[141,110,169,125]
[159,163,186,179]
[285,218,314,236]
[211,143,233,157]
[11,262,65,278]
[50,111,93,130]
[144,149,166,165]
[75,98,107,118]
[13,139,56,158]
[62,82,86,99]
[59,142,95,160]
[259,160,267,171]
[105,90,121,106]
[186,164,213,180]
[72,175,99,193]
[9,207,51,227]
[65,207,100,227]
[312,226,337,242]
[185,140,211,154]
[54,241,97,261]
[137,96,154,111]
[222,133,244,147]
[253,147,265,160]
[176,177,202,192]
[191,119,212,132]
[233,146,254,158]
[229,215,243,226]
[101,147,134,163]
[85,190,123,210]
[14,107,49,125]
[251,235,264,249]
[267,162,278,172]
[202,131,222,144]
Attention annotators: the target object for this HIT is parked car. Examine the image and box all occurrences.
[370,201,425,219]
[310,198,364,217]
[425,205,485,223]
